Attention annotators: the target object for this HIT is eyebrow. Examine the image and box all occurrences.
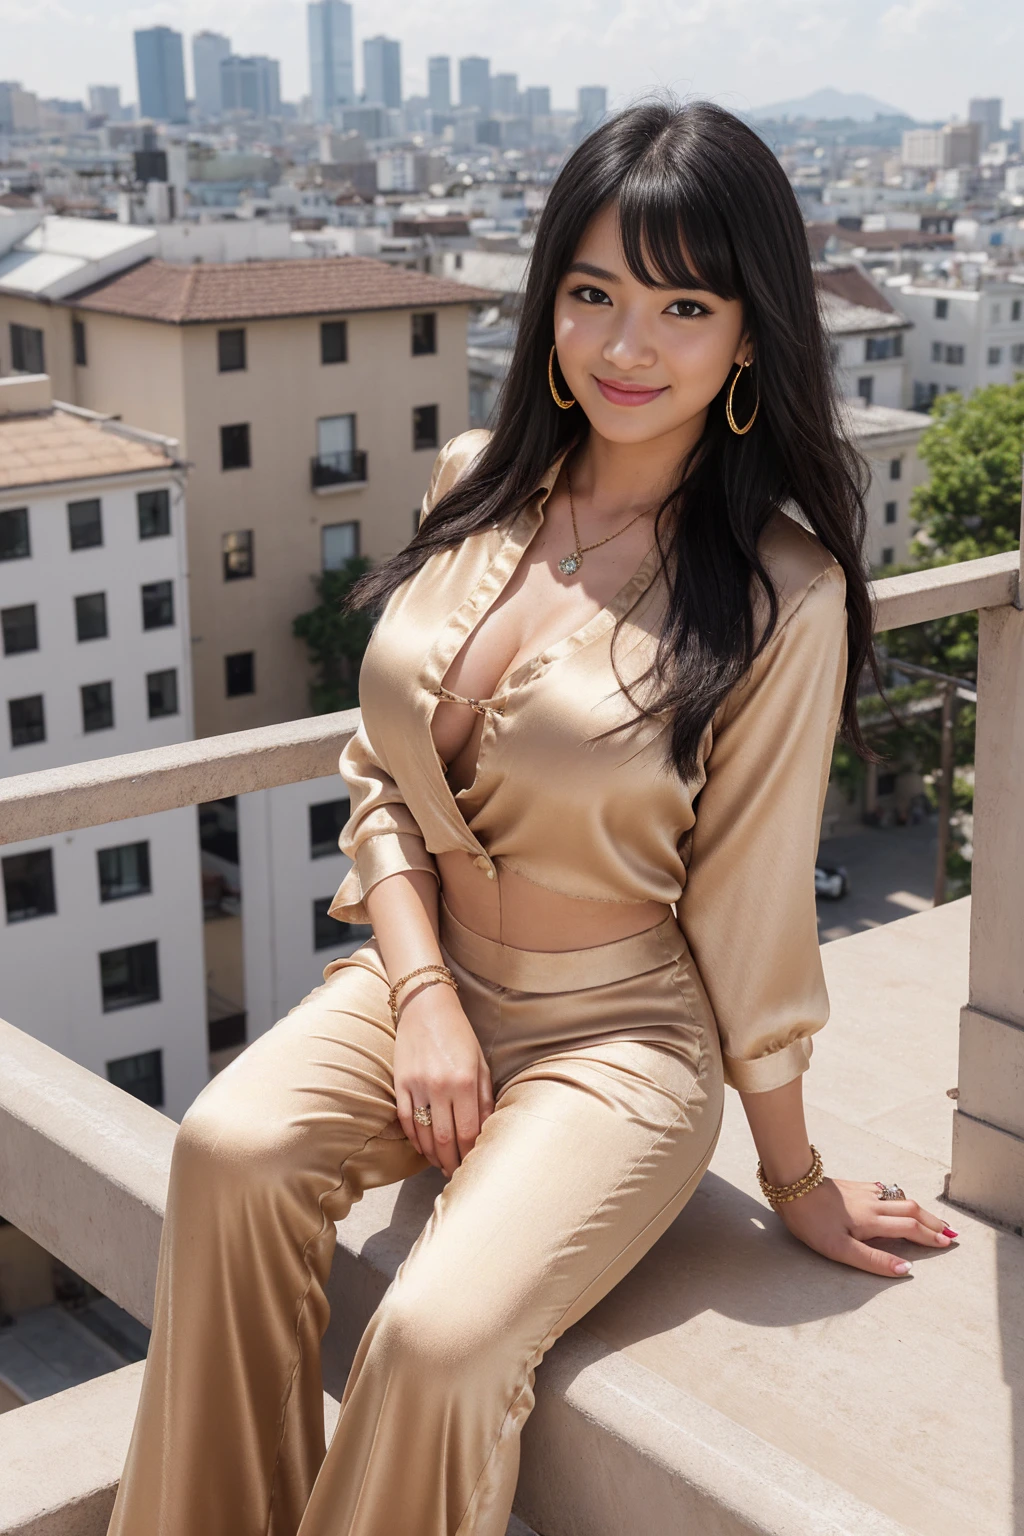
[564,261,621,282]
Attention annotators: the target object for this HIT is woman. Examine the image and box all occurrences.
[107,100,956,1536]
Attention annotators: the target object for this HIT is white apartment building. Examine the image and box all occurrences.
[843,402,930,569]
[883,274,1024,408]
[816,264,913,408]
[0,374,207,1122]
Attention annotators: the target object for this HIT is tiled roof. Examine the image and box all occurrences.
[66,257,495,324]
[0,407,177,492]
[841,401,930,439]
[815,263,900,316]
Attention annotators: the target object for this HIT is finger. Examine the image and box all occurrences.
[395,1088,423,1157]
[452,1076,481,1164]
[867,1216,954,1248]
[429,1097,460,1177]
[835,1235,913,1279]
[478,1063,495,1125]
[408,1087,441,1169]
[874,1199,952,1236]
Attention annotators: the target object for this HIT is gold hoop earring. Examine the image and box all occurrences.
[548,345,576,410]
[726,359,759,435]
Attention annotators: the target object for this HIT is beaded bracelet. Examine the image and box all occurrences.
[756,1145,825,1207]
[387,964,459,1026]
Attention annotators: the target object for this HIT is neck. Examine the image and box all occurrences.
[566,411,707,519]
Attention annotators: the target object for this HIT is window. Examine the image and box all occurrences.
[856,377,873,406]
[75,591,108,641]
[9,694,45,746]
[225,651,255,696]
[320,320,348,364]
[141,580,174,629]
[100,940,160,1011]
[0,507,30,561]
[889,457,902,480]
[411,312,437,355]
[222,530,254,580]
[2,603,38,655]
[1013,300,1022,322]
[934,298,948,319]
[310,797,351,858]
[991,303,1002,324]
[106,1047,163,1108]
[931,341,943,362]
[413,403,439,450]
[146,667,178,718]
[1012,343,1024,365]
[137,488,170,539]
[322,521,360,570]
[217,328,246,372]
[314,897,370,949]
[893,333,903,357]
[884,501,898,525]
[865,335,900,361]
[68,498,102,550]
[3,849,56,922]
[988,346,1003,365]
[73,317,87,367]
[881,547,895,565]
[98,841,151,902]
[877,772,897,796]
[220,423,251,471]
[945,345,965,365]
[10,322,44,373]
[81,680,114,732]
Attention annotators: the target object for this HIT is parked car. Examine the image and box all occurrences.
[815,862,849,900]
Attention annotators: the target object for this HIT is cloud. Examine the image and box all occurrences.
[879,0,961,39]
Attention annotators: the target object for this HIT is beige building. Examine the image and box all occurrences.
[0,257,490,735]
[842,401,930,570]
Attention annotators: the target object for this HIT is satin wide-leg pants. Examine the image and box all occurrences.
[106,904,724,1536]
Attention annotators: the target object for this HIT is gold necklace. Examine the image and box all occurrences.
[557,465,652,577]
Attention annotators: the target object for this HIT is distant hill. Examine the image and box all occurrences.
[747,87,910,123]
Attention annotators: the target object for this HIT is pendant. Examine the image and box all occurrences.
[558,550,582,576]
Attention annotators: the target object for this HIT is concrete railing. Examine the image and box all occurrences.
[0,550,1022,1227]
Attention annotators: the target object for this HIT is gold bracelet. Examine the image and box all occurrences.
[387,964,458,1026]
[756,1145,825,1207]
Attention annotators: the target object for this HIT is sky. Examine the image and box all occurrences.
[3,0,1023,124]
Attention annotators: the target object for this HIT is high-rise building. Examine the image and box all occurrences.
[134,27,188,123]
[428,56,451,115]
[221,56,282,119]
[308,0,355,122]
[193,31,231,119]
[523,85,551,119]
[577,86,607,131]
[87,85,121,119]
[492,73,519,116]
[968,97,1002,149]
[363,36,401,109]
[459,56,490,115]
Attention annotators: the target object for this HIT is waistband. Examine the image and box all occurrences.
[438,898,689,993]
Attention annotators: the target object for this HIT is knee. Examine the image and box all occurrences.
[173,1078,301,1201]
[369,1280,512,1386]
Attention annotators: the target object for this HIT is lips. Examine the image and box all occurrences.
[594,377,668,407]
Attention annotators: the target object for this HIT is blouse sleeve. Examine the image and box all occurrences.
[327,434,468,926]
[675,560,849,1093]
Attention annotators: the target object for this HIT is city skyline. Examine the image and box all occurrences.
[4,0,1024,123]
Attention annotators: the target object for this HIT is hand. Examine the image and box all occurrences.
[393,981,495,1178]
[776,1177,958,1278]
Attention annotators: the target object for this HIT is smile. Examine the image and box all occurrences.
[593,377,669,407]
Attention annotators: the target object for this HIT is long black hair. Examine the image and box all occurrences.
[351,98,878,776]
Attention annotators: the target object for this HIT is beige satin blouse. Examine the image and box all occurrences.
[329,429,849,1093]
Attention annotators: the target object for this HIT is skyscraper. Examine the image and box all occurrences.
[193,31,231,119]
[492,73,519,116]
[428,56,451,115]
[459,56,490,116]
[577,86,607,132]
[523,85,551,119]
[308,0,355,122]
[134,27,188,123]
[87,85,121,119]
[221,56,282,119]
[968,97,1002,149]
[363,36,401,109]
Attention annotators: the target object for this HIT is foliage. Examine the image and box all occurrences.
[292,557,375,714]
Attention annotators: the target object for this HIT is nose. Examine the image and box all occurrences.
[601,309,658,372]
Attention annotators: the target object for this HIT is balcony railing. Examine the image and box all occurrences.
[310,448,368,490]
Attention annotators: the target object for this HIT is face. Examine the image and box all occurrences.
[552,201,749,448]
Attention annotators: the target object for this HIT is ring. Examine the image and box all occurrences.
[413,1104,432,1127]
[876,1181,905,1201]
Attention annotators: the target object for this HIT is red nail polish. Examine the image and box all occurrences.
[942,1226,958,1239]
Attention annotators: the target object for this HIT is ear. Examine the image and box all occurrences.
[733,339,754,369]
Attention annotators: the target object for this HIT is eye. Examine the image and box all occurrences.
[569,284,612,306]
[664,298,710,318]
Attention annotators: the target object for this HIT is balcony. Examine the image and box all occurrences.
[310,448,369,492]
[0,546,1022,1535]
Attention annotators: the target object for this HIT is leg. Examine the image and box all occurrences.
[106,946,426,1536]
[296,1028,724,1536]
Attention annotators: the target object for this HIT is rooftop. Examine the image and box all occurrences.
[0,215,157,301]
[0,378,179,493]
[841,400,930,439]
[815,263,910,335]
[66,256,495,325]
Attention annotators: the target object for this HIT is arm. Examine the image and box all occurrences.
[677,559,952,1275]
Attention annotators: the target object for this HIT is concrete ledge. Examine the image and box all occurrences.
[958,1005,1024,1140]
[949,1111,1024,1232]
[869,548,1019,630]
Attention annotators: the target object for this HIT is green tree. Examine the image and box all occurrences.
[292,556,375,713]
